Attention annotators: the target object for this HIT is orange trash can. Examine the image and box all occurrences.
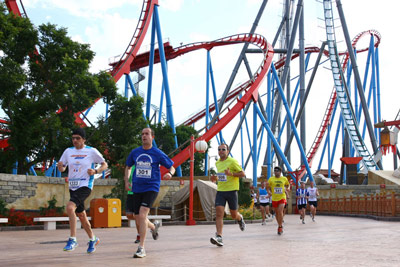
[108,198,121,227]
[90,198,108,228]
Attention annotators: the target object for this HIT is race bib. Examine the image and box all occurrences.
[274,187,283,194]
[136,166,152,179]
[260,195,267,200]
[217,173,227,182]
[69,178,80,189]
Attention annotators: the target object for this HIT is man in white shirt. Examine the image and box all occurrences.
[306,182,319,222]
[57,128,108,253]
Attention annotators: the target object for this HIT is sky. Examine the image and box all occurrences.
[7,0,400,177]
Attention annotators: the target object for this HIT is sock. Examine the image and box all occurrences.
[70,237,77,241]
[90,236,96,241]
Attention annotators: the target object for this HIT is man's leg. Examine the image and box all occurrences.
[77,210,94,239]
[137,206,151,248]
[215,206,225,236]
[66,201,77,238]
[260,205,266,223]
[276,203,285,227]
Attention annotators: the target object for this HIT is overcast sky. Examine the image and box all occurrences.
[11,0,400,176]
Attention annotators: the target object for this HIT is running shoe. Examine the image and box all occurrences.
[261,220,266,226]
[210,235,223,247]
[312,216,315,222]
[63,238,78,251]
[277,226,283,235]
[238,214,246,231]
[134,235,140,244]
[302,219,305,224]
[134,246,146,258]
[87,237,100,253]
[151,220,160,240]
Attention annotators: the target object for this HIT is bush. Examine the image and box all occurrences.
[39,196,65,216]
[238,178,252,207]
[0,198,8,216]
[239,206,262,220]
[7,208,34,226]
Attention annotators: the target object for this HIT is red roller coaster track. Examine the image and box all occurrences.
[5,0,381,179]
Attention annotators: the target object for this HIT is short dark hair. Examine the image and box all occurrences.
[72,128,86,139]
[219,143,229,151]
[143,127,155,137]
[274,166,282,172]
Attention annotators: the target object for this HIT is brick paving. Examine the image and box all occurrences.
[1,215,399,266]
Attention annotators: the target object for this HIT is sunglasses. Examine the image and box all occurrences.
[218,148,227,151]
[274,169,281,172]
[72,136,82,140]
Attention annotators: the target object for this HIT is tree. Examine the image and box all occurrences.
[96,95,147,202]
[0,4,118,174]
[152,124,206,176]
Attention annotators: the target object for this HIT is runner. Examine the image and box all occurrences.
[251,189,258,209]
[296,181,307,224]
[210,143,246,247]
[124,127,175,258]
[257,181,271,225]
[57,128,108,253]
[266,166,290,235]
[125,167,140,244]
[307,181,320,222]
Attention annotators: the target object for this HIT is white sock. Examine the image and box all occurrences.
[70,237,77,241]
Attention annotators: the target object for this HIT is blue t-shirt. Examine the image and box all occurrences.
[125,146,174,193]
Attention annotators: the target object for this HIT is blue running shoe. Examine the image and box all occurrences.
[63,238,78,251]
[87,237,100,254]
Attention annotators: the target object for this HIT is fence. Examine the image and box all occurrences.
[318,192,400,217]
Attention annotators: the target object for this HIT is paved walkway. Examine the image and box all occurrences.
[0,215,399,266]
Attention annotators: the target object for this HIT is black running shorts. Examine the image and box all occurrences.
[132,191,158,214]
[69,187,91,213]
[215,190,238,210]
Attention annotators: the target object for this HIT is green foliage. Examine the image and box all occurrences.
[103,164,127,210]
[39,196,65,216]
[0,198,9,216]
[239,205,262,220]
[238,178,252,207]
[154,124,206,176]
[0,4,118,174]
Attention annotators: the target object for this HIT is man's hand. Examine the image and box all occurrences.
[87,169,96,176]
[163,172,172,180]
[210,175,217,183]
[224,168,232,176]
[125,180,131,191]
[57,161,65,172]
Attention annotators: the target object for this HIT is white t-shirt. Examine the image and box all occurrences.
[59,146,105,191]
[307,187,318,201]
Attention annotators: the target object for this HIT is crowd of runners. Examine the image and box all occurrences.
[57,127,319,259]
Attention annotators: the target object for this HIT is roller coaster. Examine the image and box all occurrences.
[4,0,397,185]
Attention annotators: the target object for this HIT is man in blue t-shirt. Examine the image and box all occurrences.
[124,127,175,258]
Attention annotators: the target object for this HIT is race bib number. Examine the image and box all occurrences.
[136,166,152,178]
[274,187,283,194]
[69,179,80,189]
[217,173,227,182]
[260,195,267,200]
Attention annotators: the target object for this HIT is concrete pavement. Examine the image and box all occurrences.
[0,215,399,266]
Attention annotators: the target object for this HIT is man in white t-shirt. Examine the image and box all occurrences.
[306,182,319,222]
[57,128,108,253]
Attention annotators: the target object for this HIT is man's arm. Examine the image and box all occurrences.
[88,161,108,176]
[224,168,245,178]
[124,166,132,191]
[57,161,66,173]
[163,166,175,180]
